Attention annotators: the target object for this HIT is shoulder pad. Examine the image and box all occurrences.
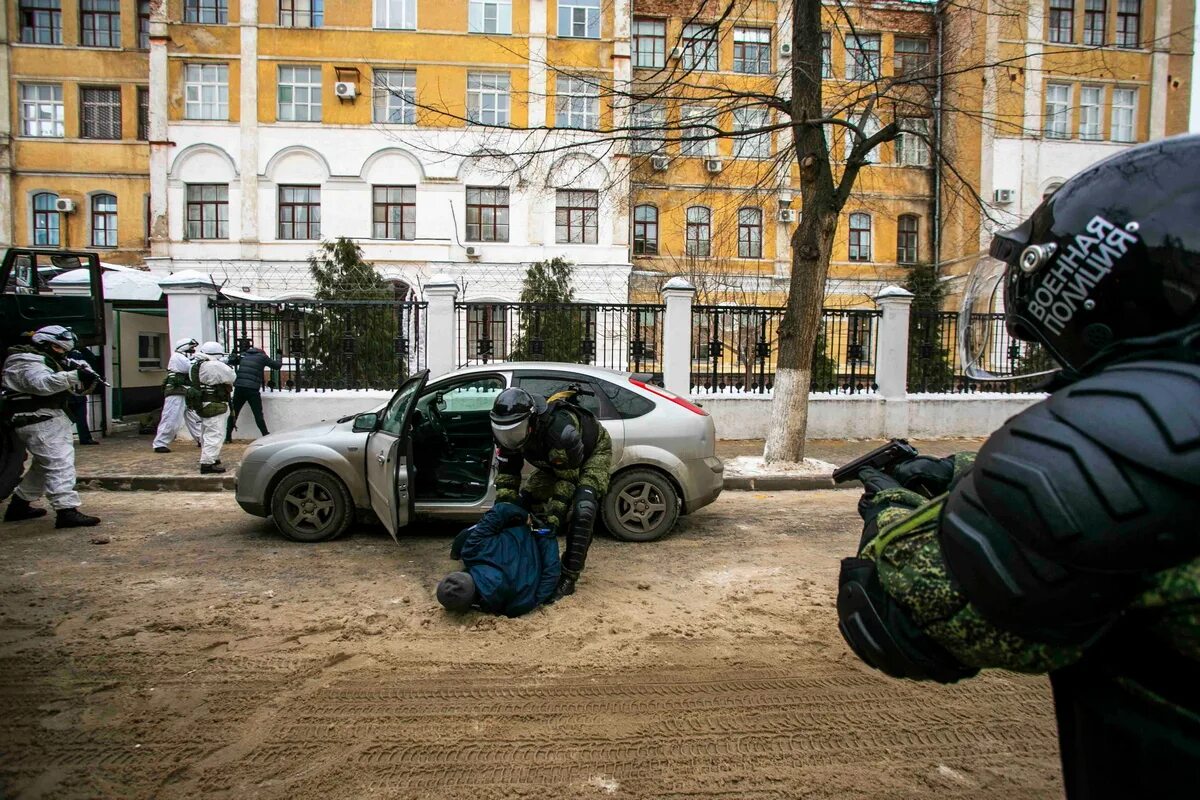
[546,410,585,468]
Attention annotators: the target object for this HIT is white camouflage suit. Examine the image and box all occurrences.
[152,351,202,449]
[196,355,236,466]
[2,351,86,510]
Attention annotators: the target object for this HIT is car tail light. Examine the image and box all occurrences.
[629,378,708,416]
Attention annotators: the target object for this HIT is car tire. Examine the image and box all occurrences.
[602,469,680,543]
[270,468,354,543]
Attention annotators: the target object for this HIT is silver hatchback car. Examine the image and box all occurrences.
[235,363,724,543]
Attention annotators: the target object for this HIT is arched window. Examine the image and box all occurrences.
[685,206,711,257]
[848,212,871,261]
[633,204,658,255]
[737,207,762,258]
[32,192,59,246]
[897,214,919,264]
[91,193,117,248]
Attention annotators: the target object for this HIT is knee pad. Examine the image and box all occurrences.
[570,486,599,530]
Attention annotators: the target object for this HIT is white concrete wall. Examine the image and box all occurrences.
[229,390,392,440]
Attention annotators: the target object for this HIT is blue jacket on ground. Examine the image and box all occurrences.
[451,502,560,617]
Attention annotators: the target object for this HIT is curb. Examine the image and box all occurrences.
[722,475,846,491]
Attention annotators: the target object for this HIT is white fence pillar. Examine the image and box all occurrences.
[661,277,696,396]
[424,275,458,380]
[160,271,219,347]
[873,284,915,400]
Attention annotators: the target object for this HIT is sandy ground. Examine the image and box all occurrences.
[0,491,1061,799]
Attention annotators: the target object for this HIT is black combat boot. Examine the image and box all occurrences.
[200,463,226,474]
[55,508,100,529]
[5,496,47,522]
[547,571,578,604]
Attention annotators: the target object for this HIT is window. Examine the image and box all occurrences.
[517,375,605,417]
[894,37,932,80]
[138,333,166,369]
[1049,0,1074,43]
[137,87,149,140]
[375,0,415,29]
[469,0,511,34]
[185,63,229,120]
[466,305,508,361]
[632,205,658,255]
[81,87,121,139]
[844,114,881,163]
[733,28,771,74]
[372,186,416,240]
[558,0,600,39]
[278,65,322,121]
[633,18,666,68]
[19,84,64,138]
[896,118,930,166]
[1111,88,1137,142]
[681,106,715,157]
[845,34,880,81]
[278,185,321,239]
[1079,86,1103,140]
[466,187,510,242]
[81,0,120,47]
[19,0,62,44]
[32,193,60,246]
[738,208,763,259]
[185,0,227,24]
[280,0,323,28]
[897,215,919,264]
[682,24,718,71]
[138,0,150,48]
[1084,0,1106,45]
[1044,83,1071,138]
[91,194,117,248]
[733,107,770,159]
[555,190,598,244]
[466,72,510,126]
[1116,0,1140,47]
[821,32,832,79]
[631,102,665,154]
[685,207,711,257]
[848,213,871,261]
[849,314,873,364]
[186,184,229,240]
[555,76,600,130]
[373,69,416,124]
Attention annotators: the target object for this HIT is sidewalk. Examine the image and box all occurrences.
[72,432,984,492]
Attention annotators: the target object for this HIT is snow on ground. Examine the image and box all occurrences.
[723,455,837,477]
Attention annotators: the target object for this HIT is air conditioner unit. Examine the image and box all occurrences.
[465,245,481,258]
[334,81,357,100]
[779,42,793,58]
[669,45,683,60]
[650,155,670,171]
[705,158,723,174]
[778,208,795,223]
[993,188,1014,204]
[54,198,75,213]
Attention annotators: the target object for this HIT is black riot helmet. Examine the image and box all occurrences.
[960,134,1200,381]
[489,387,547,450]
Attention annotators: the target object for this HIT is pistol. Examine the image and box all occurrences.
[832,438,919,484]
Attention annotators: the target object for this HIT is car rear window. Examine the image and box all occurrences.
[599,379,654,419]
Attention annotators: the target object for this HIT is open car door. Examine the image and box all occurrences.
[0,249,106,351]
[365,370,428,543]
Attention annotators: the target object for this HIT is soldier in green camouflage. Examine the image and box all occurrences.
[490,387,611,600]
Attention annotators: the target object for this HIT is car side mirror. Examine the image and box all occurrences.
[352,412,378,432]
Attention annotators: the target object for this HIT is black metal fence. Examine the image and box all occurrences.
[212,299,428,391]
[454,302,665,375]
[690,306,881,394]
[909,312,1051,393]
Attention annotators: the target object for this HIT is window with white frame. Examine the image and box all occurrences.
[682,24,718,71]
[469,0,511,34]
[732,107,770,159]
[1079,86,1103,140]
[844,114,881,163]
[896,118,930,166]
[1044,83,1070,139]
[19,84,63,138]
[32,192,60,246]
[373,69,416,124]
[845,34,880,81]
[138,333,166,369]
[632,18,666,68]
[19,0,63,44]
[278,65,322,122]
[555,75,600,130]
[280,0,323,28]
[631,102,665,154]
[733,28,771,74]
[466,72,510,126]
[738,208,763,259]
[184,63,229,120]
[558,0,600,39]
[555,190,599,244]
[681,106,715,157]
[821,32,832,79]
[81,0,120,47]
[375,0,415,29]
[184,0,227,24]
[91,193,118,248]
[1111,88,1137,142]
[685,206,711,257]
[848,213,871,261]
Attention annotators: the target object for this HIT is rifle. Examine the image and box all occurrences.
[832,438,919,484]
[64,357,110,388]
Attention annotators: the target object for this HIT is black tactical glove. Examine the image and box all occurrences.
[892,456,956,497]
[856,468,926,550]
[75,369,97,392]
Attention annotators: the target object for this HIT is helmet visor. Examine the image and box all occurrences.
[958,253,1060,382]
[491,418,531,450]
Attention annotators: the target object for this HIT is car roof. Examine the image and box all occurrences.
[444,362,634,381]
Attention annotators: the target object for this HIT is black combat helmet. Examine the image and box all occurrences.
[489,387,547,450]
[960,133,1200,380]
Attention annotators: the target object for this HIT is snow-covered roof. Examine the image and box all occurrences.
[49,267,164,302]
